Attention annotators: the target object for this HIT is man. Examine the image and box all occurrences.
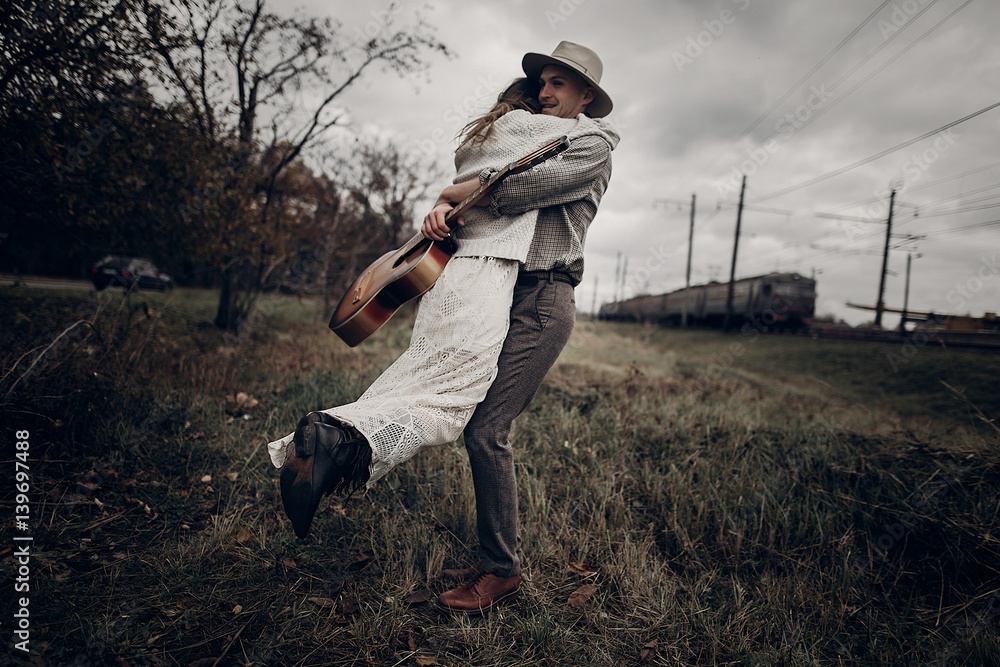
[423,41,618,613]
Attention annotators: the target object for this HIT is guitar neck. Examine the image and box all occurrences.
[441,135,569,231]
[443,165,510,229]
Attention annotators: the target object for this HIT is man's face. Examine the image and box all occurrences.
[538,64,595,118]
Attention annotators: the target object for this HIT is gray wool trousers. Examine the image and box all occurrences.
[463,275,576,579]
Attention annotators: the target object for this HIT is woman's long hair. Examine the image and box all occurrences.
[458,77,541,150]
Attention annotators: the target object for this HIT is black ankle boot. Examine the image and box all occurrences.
[280,413,372,538]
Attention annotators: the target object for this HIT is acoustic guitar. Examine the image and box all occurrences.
[329,135,571,346]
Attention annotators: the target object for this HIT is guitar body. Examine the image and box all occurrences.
[329,135,570,346]
[329,235,458,347]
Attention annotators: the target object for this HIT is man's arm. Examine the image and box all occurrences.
[482,135,612,217]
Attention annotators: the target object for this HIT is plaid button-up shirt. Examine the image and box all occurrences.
[481,134,614,286]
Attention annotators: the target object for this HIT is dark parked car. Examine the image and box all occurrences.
[90,256,175,291]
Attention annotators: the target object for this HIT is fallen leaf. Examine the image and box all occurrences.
[282,558,297,569]
[408,631,420,651]
[568,561,600,577]
[233,604,242,614]
[235,527,252,544]
[414,657,441,666]
[404,589,433,605]
[348,552,373,569]
[226,472,239,482]
[308,597,336,609]
[640,640,658,662]
[567,583,599,608]
[226,392,260,415]
[200,475,212,483]
[235,391,259,409]
[338,597,361,615]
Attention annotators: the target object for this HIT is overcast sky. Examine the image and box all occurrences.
[284,0,1000,327]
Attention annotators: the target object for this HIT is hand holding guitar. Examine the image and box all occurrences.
[421,178,480,241]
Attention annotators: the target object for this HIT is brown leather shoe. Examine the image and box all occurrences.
[440,559,484,581]
[438,572,520,613]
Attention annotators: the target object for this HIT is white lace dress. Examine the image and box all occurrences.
[267,111,596,486]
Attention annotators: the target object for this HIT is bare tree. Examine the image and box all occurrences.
[346,138,442,249]
[143,0,450,333]
[0,0,145,109]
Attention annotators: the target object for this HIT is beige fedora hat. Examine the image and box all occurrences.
[522,41,613,118]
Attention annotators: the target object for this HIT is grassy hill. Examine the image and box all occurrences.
[3,286,998,666]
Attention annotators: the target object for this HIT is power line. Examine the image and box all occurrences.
[834,160,1000,212]
[765,0,975,146]
[706,0,974,195]
[905,159,1000,194]
[749,98,1000,203]
[913,183,1000,211]
[702,0,951,187]
[918,201,1000,218]
[696,1,892,175]
[917,218,1000,239]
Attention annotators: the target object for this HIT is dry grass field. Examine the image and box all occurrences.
[2,286,999,666]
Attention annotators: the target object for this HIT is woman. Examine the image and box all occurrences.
[268,78,615,539]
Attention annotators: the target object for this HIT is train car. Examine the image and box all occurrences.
[599,272,815,331]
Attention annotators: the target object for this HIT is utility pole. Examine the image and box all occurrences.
[899,252,921,334]
[653,195,698,326]
[683,193,696,327]
[591,275,598,320]
[900,252,912,334]
[724,175,746,332]
[686,193,696,288]
[613,252,622,303]
[874,188,896,329]
[620,256,629,302]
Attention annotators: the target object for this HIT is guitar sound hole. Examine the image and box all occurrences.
[393,240,430,269]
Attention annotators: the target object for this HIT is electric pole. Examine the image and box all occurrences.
[613,252,622,303]
[684,193,696,327]
[686,193,696,288]
[874,188,896,329]
[620,256,629,302]
[591,275,598,320]
[724,175,746,332]
[899,252,921,334]
[653,195,698,326]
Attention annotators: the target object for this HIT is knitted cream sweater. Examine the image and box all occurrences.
[450,110,610,262]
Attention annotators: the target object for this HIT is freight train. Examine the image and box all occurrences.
[599,272,816,331]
